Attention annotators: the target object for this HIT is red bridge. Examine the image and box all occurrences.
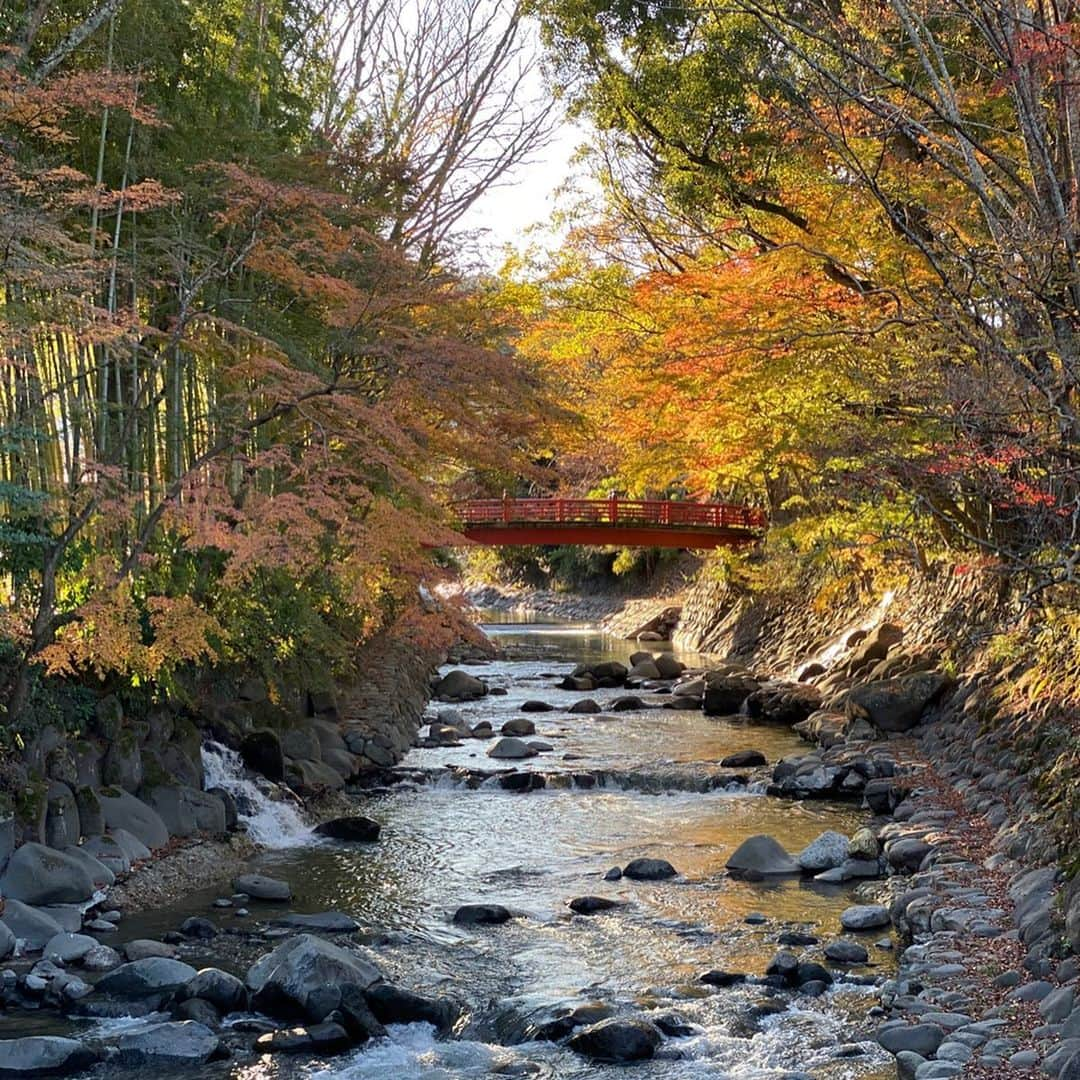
[458,497,766,549]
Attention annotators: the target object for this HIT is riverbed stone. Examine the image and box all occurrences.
[0,843,96,905]
[568,1017,662,1063]
[568,699,601,714]
[720,750,767,768]
[520,700,554,712]
[569,896,622,915]
[183,968,248,1013]
[0,923,14,961]
[433,670,487,702]
[623,857,677,880]
[845,672,950,733]
[43,782,79,850]
[825,940,869,964]
[797,831,849,872]
[841,904,891,931]
[123,939,179,961]
[109,1021,219,1067]
[97,789,169,849]
[240,730,285,781]
[726,834,798,876]
[848,827,879,861]
[43,933,97,965]
[245,934,382,1022]
[271,912,361,933]
[0,901,63,951]
[82,944,122,971]
[364,983,458,1032]
[877,1023,947,1057]
[108,827,152,864]
[58,844,114,889]
[0,1036,99,1076]
[234,873,291,901]
[487,737,535,759]
[80,834,130,875]
[97,957,199,999]
[314,816,381,842]
[703,674,760,715]
[501,718,536,737]
[453,904,512,925]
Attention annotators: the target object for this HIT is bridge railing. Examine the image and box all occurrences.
[459,497,766,531]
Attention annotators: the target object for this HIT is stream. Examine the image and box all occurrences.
[31,616,899,1078]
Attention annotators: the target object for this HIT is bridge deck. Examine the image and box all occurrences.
[458,498,765,549]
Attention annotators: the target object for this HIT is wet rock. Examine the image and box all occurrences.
[364,983,458,1033]
[777,931,818,946]
[568,1017,662,1063]
[824,940,869,964]
[501,719,536,737]
[797,831,849,872]
[469,721,494,738]
[259,1021,353,1056]
[743,682,822,725]
[0,1036,99,1076]
[97,958,198,999]
[841,905,891,931]
[433,670,487,702]
[174,998,221,1028]
[315,816,381,842]
[123,939,179,961]
[568,699,601,714]
[877,1022,946,1057]
[0,900,63,951]
[652,1013,696,1037]
[720,750,766,768]
[603,867,622,881]
[110,1020,219,1067]
[622,857,677,880]
[609,696,646,712]
[520,701,554,713]
[0,843,97,906]
[337,985,388,1042]
[183,968,248,1013]
[499,772,546,792]
[703,674,760,716]
[246,934,381,1022]
[453,904,511,925]
[700,970,748,988]
[628,660,662,680]
[654,654,684,679]
[234,874,291,901]
[240,730,285,781]
[179,916,217,939]
[487,737,536,760]
[726,834,798,876]
[271,912,361,933]
[568,896,621,915]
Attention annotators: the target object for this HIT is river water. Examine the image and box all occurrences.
[53,617,899,1078]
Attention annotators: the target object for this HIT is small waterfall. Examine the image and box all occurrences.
[201,741,314,848]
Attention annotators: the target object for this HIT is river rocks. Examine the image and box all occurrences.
[568,699,601,714]
[364,983,458,1032]
[720,750,766,768]
[825,939,869,964]
[0,900,63,951]
[433,670,488,702]
[0,1036,99,1076]
[246,934,381,1021]
[487,737,535,759]
[43,782,79,850]
[886,836,933,871]
[840,904,891,930]
[43,933,97,965]
[143,785,227,839]
[797,831,850,872]
[234,873,291,901]
[124,939,179,961]
[846,622,904,675]
[314,816,381,842]
[97,789,169,849]
[271,912,361,933]
[726,834,798,876]
[453,904,512,925]
[109,1021,219,1067]
[628,660,662,680]
[240,730,285,781]
[568,896,621,914]
[180,916,218,939]
[700,970,747,987]
[848,827,879,861]
[82,944,122,971]
[56,844,113,890]
[0,923,14,961]
[572,661,628,685]
[255,1022,352,1056]
[0,843,97,905]
[501,718,536,737]
[97,957,199,999]
[183,968,248,1013]
[743,682,822,726]
[703,674,760,715]
[568,1018,662,1063]
[102,735,143,793]
[622,858,677,880]
[877,1022,947,1057]
[520,700,554,713]
[654,654,685,679]
[609,695,646,712]
[80,834,130,875]
[845,672,951,733]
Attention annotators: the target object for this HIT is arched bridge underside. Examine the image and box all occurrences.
[459,498,765,549]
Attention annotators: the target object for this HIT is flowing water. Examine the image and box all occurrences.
[44,617,899,1078]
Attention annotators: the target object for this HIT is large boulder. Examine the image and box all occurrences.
[726,835,798,876]
[81,834,131,875]
[0,1037,99,1077]
[433,670,487,702]
[142,785,227,838]
[0,900,63,951]
[109,1021,219,1067]
[44,933,98,965]
[703,674,760,716]
[845,672,951,733]
[846,622,904,674]
[797,831,850,873]
[246,934,382,1022]
[59,844,114,889]
[0,843,96,905]
[568,1018,662,1063]
[102,734,143,793]
[364,983,458,1033]
[240,730,285,782]
[96,958,199,999]
[97,789,169,849]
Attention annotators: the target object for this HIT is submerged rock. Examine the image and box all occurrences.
[315,816,381,842]
[568,1018,662,1063]
[234,873,291,901]
[364,983,459,1033]
[622,858,677,880]
[568,896,622,915]
[452,904,512,925]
